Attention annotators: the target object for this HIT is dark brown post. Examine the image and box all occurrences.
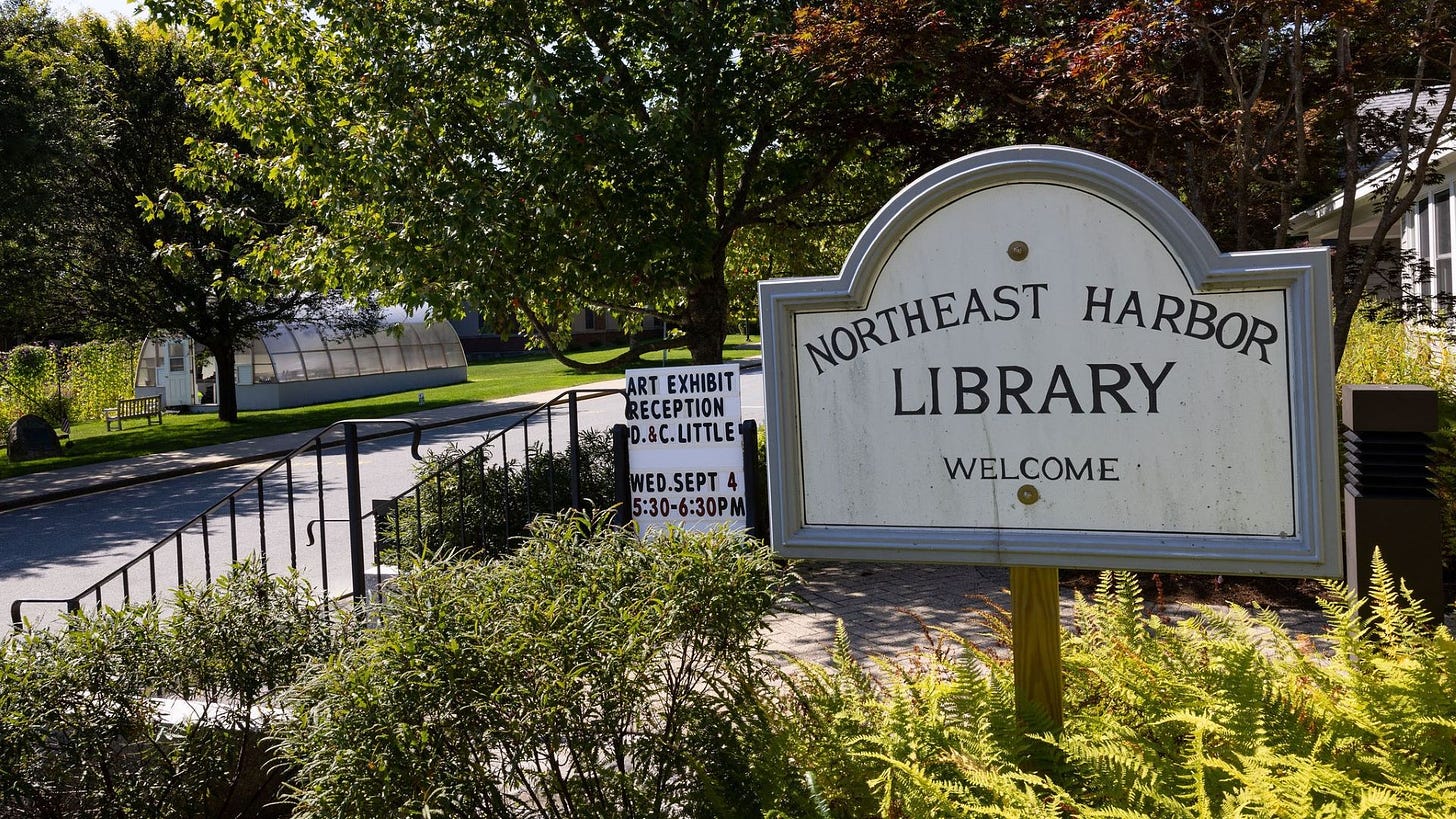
[739,419,764,541]
[344,422,367,604]
[1342,384,1444,619]
[612,424,631,528]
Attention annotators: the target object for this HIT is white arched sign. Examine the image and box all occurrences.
[759,146,1340,576]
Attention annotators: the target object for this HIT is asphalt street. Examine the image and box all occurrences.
[1,373,766,623]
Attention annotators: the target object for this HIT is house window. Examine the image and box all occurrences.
[1408,183,1456,314]
[167,341,186,372]
[1436,190,1452,301]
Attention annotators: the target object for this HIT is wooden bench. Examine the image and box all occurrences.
[104,395,164,431]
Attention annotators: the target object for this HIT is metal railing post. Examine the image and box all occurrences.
[739,419,764,541]
[344,422,367,603]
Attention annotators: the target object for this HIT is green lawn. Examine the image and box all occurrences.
[1,339,760,481]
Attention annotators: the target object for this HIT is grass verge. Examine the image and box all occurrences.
[1,339,759,481]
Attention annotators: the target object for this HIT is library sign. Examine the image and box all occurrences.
[625,363,747,532]
[759,146,1341,576]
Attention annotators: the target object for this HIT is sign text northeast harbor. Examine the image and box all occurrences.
[760,146,1341,576]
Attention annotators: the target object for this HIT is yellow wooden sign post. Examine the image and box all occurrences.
[1011,566,1063,731]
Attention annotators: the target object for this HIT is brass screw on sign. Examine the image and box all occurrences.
[1017,484,1040,505]
[1008,241,1029,261]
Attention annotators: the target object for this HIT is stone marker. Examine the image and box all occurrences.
[7,414,63,461]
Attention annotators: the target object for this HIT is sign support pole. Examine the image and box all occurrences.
[1011,566,1063,732]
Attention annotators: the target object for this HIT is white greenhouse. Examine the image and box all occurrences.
[134,310,468,411]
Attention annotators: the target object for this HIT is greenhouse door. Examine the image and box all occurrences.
[161,339,196,407]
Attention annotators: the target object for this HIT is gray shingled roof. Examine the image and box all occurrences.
[1362,85,1449,119]
[1360,85,1451,168]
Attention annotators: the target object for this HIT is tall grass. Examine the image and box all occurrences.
[1337,309,1456,398]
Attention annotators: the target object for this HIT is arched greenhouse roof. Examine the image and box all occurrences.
[136,308,468,412]
[246,308,466,383]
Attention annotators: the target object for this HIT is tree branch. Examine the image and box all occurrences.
[517,299,687,373]
[566,4,652,126]
[737,143,854,226]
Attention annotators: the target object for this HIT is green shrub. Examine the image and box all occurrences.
[0,562,349,819]
[0,340,135,431]
[0,344,61,429]
[776,560,1456,818]
[277,511,805,819]
[1337,307,1456,397]
[64,340,138,422]
[380,428,617,561]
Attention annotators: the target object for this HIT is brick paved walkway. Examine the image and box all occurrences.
[764,562,1347,667]
[766,563,1018,662]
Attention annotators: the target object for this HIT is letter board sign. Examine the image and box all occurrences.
[625,363,747,532]
[759,146,1340,576]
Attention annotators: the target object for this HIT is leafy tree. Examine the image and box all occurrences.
[789,0,1456,365]
[91,17,386,422]
[0,7,377,421]
[1016,0,1455,365]
[144,0,951,370]
[724,219,859,336]
[0,0,111,346]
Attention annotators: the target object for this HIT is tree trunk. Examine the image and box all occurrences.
[682,248,730,364]
[1331,292,1357,370]
[214,345,239,423]
[683,281,728,364]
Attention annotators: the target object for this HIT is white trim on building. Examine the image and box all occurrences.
[1289,86,1453,313]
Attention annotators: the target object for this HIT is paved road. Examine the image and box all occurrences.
[2,374,765,624]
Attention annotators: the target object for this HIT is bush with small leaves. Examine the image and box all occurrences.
[64,340,138,422]
[380,428,617,562]
[0,344,61,429]
[277,511,807,819]
[0,561,350,819]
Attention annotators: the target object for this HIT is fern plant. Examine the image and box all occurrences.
[777,556,1456,818]
[776,618,1068,817]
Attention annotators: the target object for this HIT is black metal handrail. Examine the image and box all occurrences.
[10,386,630,628]
[377,387,627,562]
[10,418,423,628]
